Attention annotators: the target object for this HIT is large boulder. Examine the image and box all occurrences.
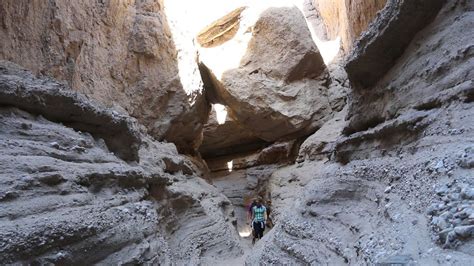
[0,0,209,153]
[199,6,332,143]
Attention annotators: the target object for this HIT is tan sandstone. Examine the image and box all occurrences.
[0,0,209,153]
[313,0,387,52]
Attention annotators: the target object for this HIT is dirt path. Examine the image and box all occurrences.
[210,171,262,265]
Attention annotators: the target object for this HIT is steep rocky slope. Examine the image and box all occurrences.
[0,61,242,264]
[0,0,208,153]
[247,0,474,264]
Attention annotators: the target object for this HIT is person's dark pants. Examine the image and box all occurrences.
[253,221,265,239]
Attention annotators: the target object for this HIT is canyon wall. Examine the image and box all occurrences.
[0,0,208,153]
[312,0,387,52]
[247,0,474,264]
[1,0,473,264]
[0,61,242,264]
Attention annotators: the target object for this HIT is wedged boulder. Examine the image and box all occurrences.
[345,0,446,88]
[206,141,298,173]
[199,6,331,143]
[199,105,268,159]
[0,0,209,153]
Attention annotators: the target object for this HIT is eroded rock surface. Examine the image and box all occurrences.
[0,0,209,153]
[1,0,473,264]
[247,0,474,264]
[345,0,446,88]
[248,92,474,265]
[0,62,242,264]
[0,61,141,162]
[345,0,471,134]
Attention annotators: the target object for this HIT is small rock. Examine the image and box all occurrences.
[451,218,462,226]
[49,142,60,149]
[454,210,468,219]
[449,193,460,201]
[38,174,65,186]
[71,145,86,153]
[460,187,474,200]
[20,123,32,130]
[454,225,474,238]
[435,185,449,196]
[432,216,449,230]
[384,186,392,193]
[440,211,453,220]
[0,191,19,201]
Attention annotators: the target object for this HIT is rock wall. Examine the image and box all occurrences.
[247,0,474,264]
[344,0,465,133]
[345,0,446,89]
[0,61,242,264]
[2,0,473,264]
[312,0,387,52]
[0,0,209,153]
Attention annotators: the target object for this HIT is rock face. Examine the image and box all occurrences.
[248,99,474,264]
[0,60,141,162]
[312,0,388,52]
[297,107,347,162]
[0,62,242,264]
[247,0,474,264]
[345,0,446,89]
[0,0,209,153]
[344,0,470,134]
[200,6,332,143]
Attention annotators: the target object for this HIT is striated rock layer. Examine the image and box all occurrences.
[0,62,242,264]
[0,0,209,153]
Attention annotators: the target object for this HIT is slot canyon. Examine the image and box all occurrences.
[0,0,473,264]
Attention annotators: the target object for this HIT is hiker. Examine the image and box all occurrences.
[247,198,257,223]
[251,197,267,244]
